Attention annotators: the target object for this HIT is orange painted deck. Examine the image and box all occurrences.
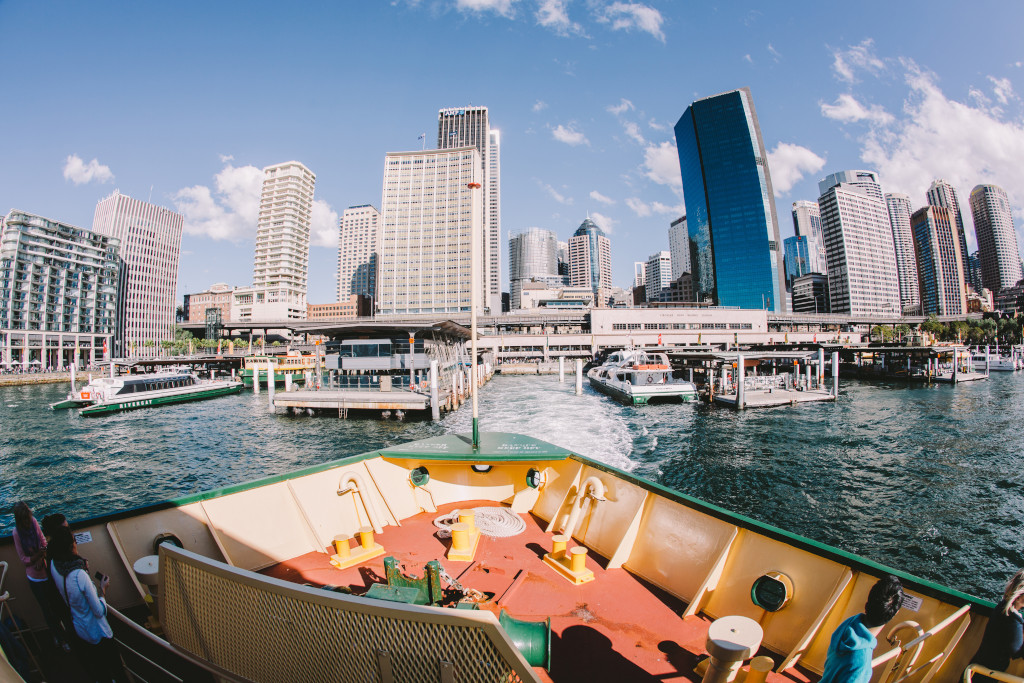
[260,500,817,683]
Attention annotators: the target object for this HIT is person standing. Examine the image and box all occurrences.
[819,575,904,683]
[49,526,126,683]
[11,502,69,651]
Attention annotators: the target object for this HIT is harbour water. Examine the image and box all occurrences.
[2,372,1022,601]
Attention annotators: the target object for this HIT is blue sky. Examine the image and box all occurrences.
[3,1,1024,304]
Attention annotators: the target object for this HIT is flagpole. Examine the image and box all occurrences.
[468,180,482,449]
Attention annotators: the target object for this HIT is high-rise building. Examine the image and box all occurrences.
[818,174,901,316]
[970,184,1023,293]
[791,273,830,314]
[968,251,983,295]
[508,227,559,309]
[633,262,647,288]
[568,218,611,304]
[438,106,501,313]
[377,147,482,315]
[675,87,786,310]
[818,170,883,202]
[557,241,569,277]
[251,161,316,320]
[791,201,827,274]
[885,193,921,315]
[1,210,120,368]
[911,206,966,316]
[783,236,812,287]
[337,204,380,304]
[926,180,971,290]
[668,216,690,279]
[92,191,183,356]
[645,251,672,302]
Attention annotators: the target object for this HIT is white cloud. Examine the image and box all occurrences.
[989,76,1015,105]
[622,121,645,144]
[551,123,589,146]
[642,140,682,190]
[454,0,516,16]
[310,199,340,248]
[63,154,114,185]
[743,54,753,64]
[820,93,894,125]
[648,119,667,131]
[767,44,781,62]
[590,211,616,234]
[607,98,635,115]
[173,162,264,241]
[651,201,683,216]
[218,154,234,163]
[625,197,651,217]
[532,100,548,112]
[536,0,582,35]
[595,2,665,42]
[538,181,572,204]
[589,190,615,205]
[766,142,826,196]
[831,38,886,83]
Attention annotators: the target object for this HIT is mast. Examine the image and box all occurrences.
[468,181,482,448]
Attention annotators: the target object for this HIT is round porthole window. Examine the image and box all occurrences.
[410,466,430,487]
[526,468,545,489]
[471,464,492,473]
[751,571,793,612]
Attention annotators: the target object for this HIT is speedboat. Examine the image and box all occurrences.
[587,348,698,405]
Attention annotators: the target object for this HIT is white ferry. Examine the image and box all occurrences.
[49,370,243,415]
[587,348,698,404]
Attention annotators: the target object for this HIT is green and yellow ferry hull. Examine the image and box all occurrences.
[240,367,310,388]
[79,382,243,416]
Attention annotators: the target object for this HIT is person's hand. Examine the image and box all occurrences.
[99,575,110,596]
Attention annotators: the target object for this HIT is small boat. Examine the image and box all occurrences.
[971,346,1022,372]
[587,348,697,405]
[50,370,243,415]
[241,352,318,387]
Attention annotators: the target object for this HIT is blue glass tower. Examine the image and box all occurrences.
[674,87,786,310]
[783,235,811,287]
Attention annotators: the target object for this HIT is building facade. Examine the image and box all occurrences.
[184,282,234,325]
[885,193,921,315]
[645,251,672,302]
[791,200,827,275]
[911,206,966,316]
[633,261,647,289]
[250,161,316,320]
[818,175,901,316]
[337,204,380,304]
[668,215,689,279]
[675,87,786,310]
[791,273,830,314]
[818,170,884,202]
[783,236,812,287]
[438,106,501,313]
[1,210,120,368]
[377,147,482,315]
[926,179,971,291]
[970,184,1023,293]
[508,227,559,310]
[307,296,370,320]
[92,191,183,356]
[568,218,612,305]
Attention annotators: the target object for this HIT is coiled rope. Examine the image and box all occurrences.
[433,507,527,538]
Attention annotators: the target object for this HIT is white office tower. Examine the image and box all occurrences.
[633,262,647,288]
[249,161,316,320]
[668,216,690,279]
[437,107,500,313]
[92,191,183,357]
[377,147,482,314]
[911,206,966,316]
[970,184,1023,293]
[337,204,380,302]
[508,227,559,309]
[926,179,971,290]
[791,200,827,274]
[818,178,901,316]
[885,193,921,314]
[645,251,672,302]
[818,170,883,202]
[568,218,612,305]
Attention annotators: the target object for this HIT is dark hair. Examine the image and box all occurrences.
[48,526,77,563]
[12,501,40,554]
[864,575,904,627]
[41,513,67,538]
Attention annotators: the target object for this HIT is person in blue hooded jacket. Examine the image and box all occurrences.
[820,575,904,683]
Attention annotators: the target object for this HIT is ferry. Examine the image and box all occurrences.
[587,348,698,404]
[241,352,318,387]
[49,370,243,415]
[0,430,1009,683]
[971,346,1022,372]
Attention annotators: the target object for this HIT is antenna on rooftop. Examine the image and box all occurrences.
[148,185,153,203]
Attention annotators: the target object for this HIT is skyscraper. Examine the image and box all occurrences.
[818,170,884,202]
[251,161,316,320]
[508,227,559,309]
[337,204,380,303]
[885,193,920,315]
[970,184,1023,293]
[377,147,482,314]
[791,200,827,274]
[911,206,966,316]
[818,173,901,315]
[92,191,183,356]
[438,106,501,313]
[568,218,611,304]
[668,216,690,279]
[926,179,970,290]
[674,87,785,310]
[633,262,647,288]
[783,236,812,287]
[645,251,672,302]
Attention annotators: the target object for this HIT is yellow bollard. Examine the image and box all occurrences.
[743,656,774,683]
[451,523,471,551]
[569,547,588,573]
[333,535,351,558]
[458,510,476,531]
[330,527,384,570]
[543,537,594,585]
[358,526,375,550]
[551,535,568,559]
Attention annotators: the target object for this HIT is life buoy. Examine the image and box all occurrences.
[80,391,91,399]
[634,364,670,370]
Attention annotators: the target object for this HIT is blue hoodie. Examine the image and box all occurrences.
[819,614,877,683]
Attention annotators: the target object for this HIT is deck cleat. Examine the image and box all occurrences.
[329,526,385,570]
[543,534,594,585]
[446,510,481,562]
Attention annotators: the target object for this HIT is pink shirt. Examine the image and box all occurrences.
[13,518,47,581]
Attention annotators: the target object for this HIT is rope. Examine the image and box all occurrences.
[433,507,527,539]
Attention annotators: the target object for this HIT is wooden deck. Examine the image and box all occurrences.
[714,389,835,409]
[260,500,815,683]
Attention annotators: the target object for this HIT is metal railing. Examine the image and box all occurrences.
[870,604,972,683]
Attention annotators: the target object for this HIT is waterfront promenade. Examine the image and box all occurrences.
[0,370,72,387]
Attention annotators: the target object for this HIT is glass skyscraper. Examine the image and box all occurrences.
[674,87,786,311]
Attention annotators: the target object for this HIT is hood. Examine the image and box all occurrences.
[836,615,877,653]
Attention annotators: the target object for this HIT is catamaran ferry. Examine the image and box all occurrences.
[50,370,243,416]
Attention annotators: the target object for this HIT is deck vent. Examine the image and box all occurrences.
[410,466,430,487]
[751,571,793,612]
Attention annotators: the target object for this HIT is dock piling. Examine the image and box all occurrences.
[575,358,583,396]
[737,354,745,410]
[284,373,292,393]
[559,356,565,383]
[254,367,260,394]
[832,351,839,397]
[430,360,440,421]
[267,362,275,412]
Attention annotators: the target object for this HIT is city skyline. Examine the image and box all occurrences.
[3,2,1024,305]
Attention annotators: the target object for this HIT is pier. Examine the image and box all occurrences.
[837,345,988,383]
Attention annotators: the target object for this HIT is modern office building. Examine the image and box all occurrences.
[250,161,316,320]
[791,201,827,274]
[674,87,786,310]
[968,251,983,296]
[818,174,901,316]
[377,147,482,315]
[970,184,1023,293]
[783,236,813,287]
[633,262,647,289]
[818,170,883,202]
[791,273,830,314]
[668,215,690,279]
[92,191,183,356]
[926,179,971,290]
[885,193,920,315]
[645,251,672,302]
[438,106,501,313]
[508,227,559,309]
[337,204,380,304]
[911,206,966,316]
[568,218,612,305]
[1,210,120,368]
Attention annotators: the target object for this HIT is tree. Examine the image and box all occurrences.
[895,324,912,342]
[871,325,894,342]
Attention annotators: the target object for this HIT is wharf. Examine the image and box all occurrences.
[0,372,71,387]
[497,362,561,375]
[273,389,428,413]
[713,388,835,408]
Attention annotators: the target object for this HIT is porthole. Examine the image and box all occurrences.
[410,466,430,487]
[751,571,793,612]
[471,464,492,473]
